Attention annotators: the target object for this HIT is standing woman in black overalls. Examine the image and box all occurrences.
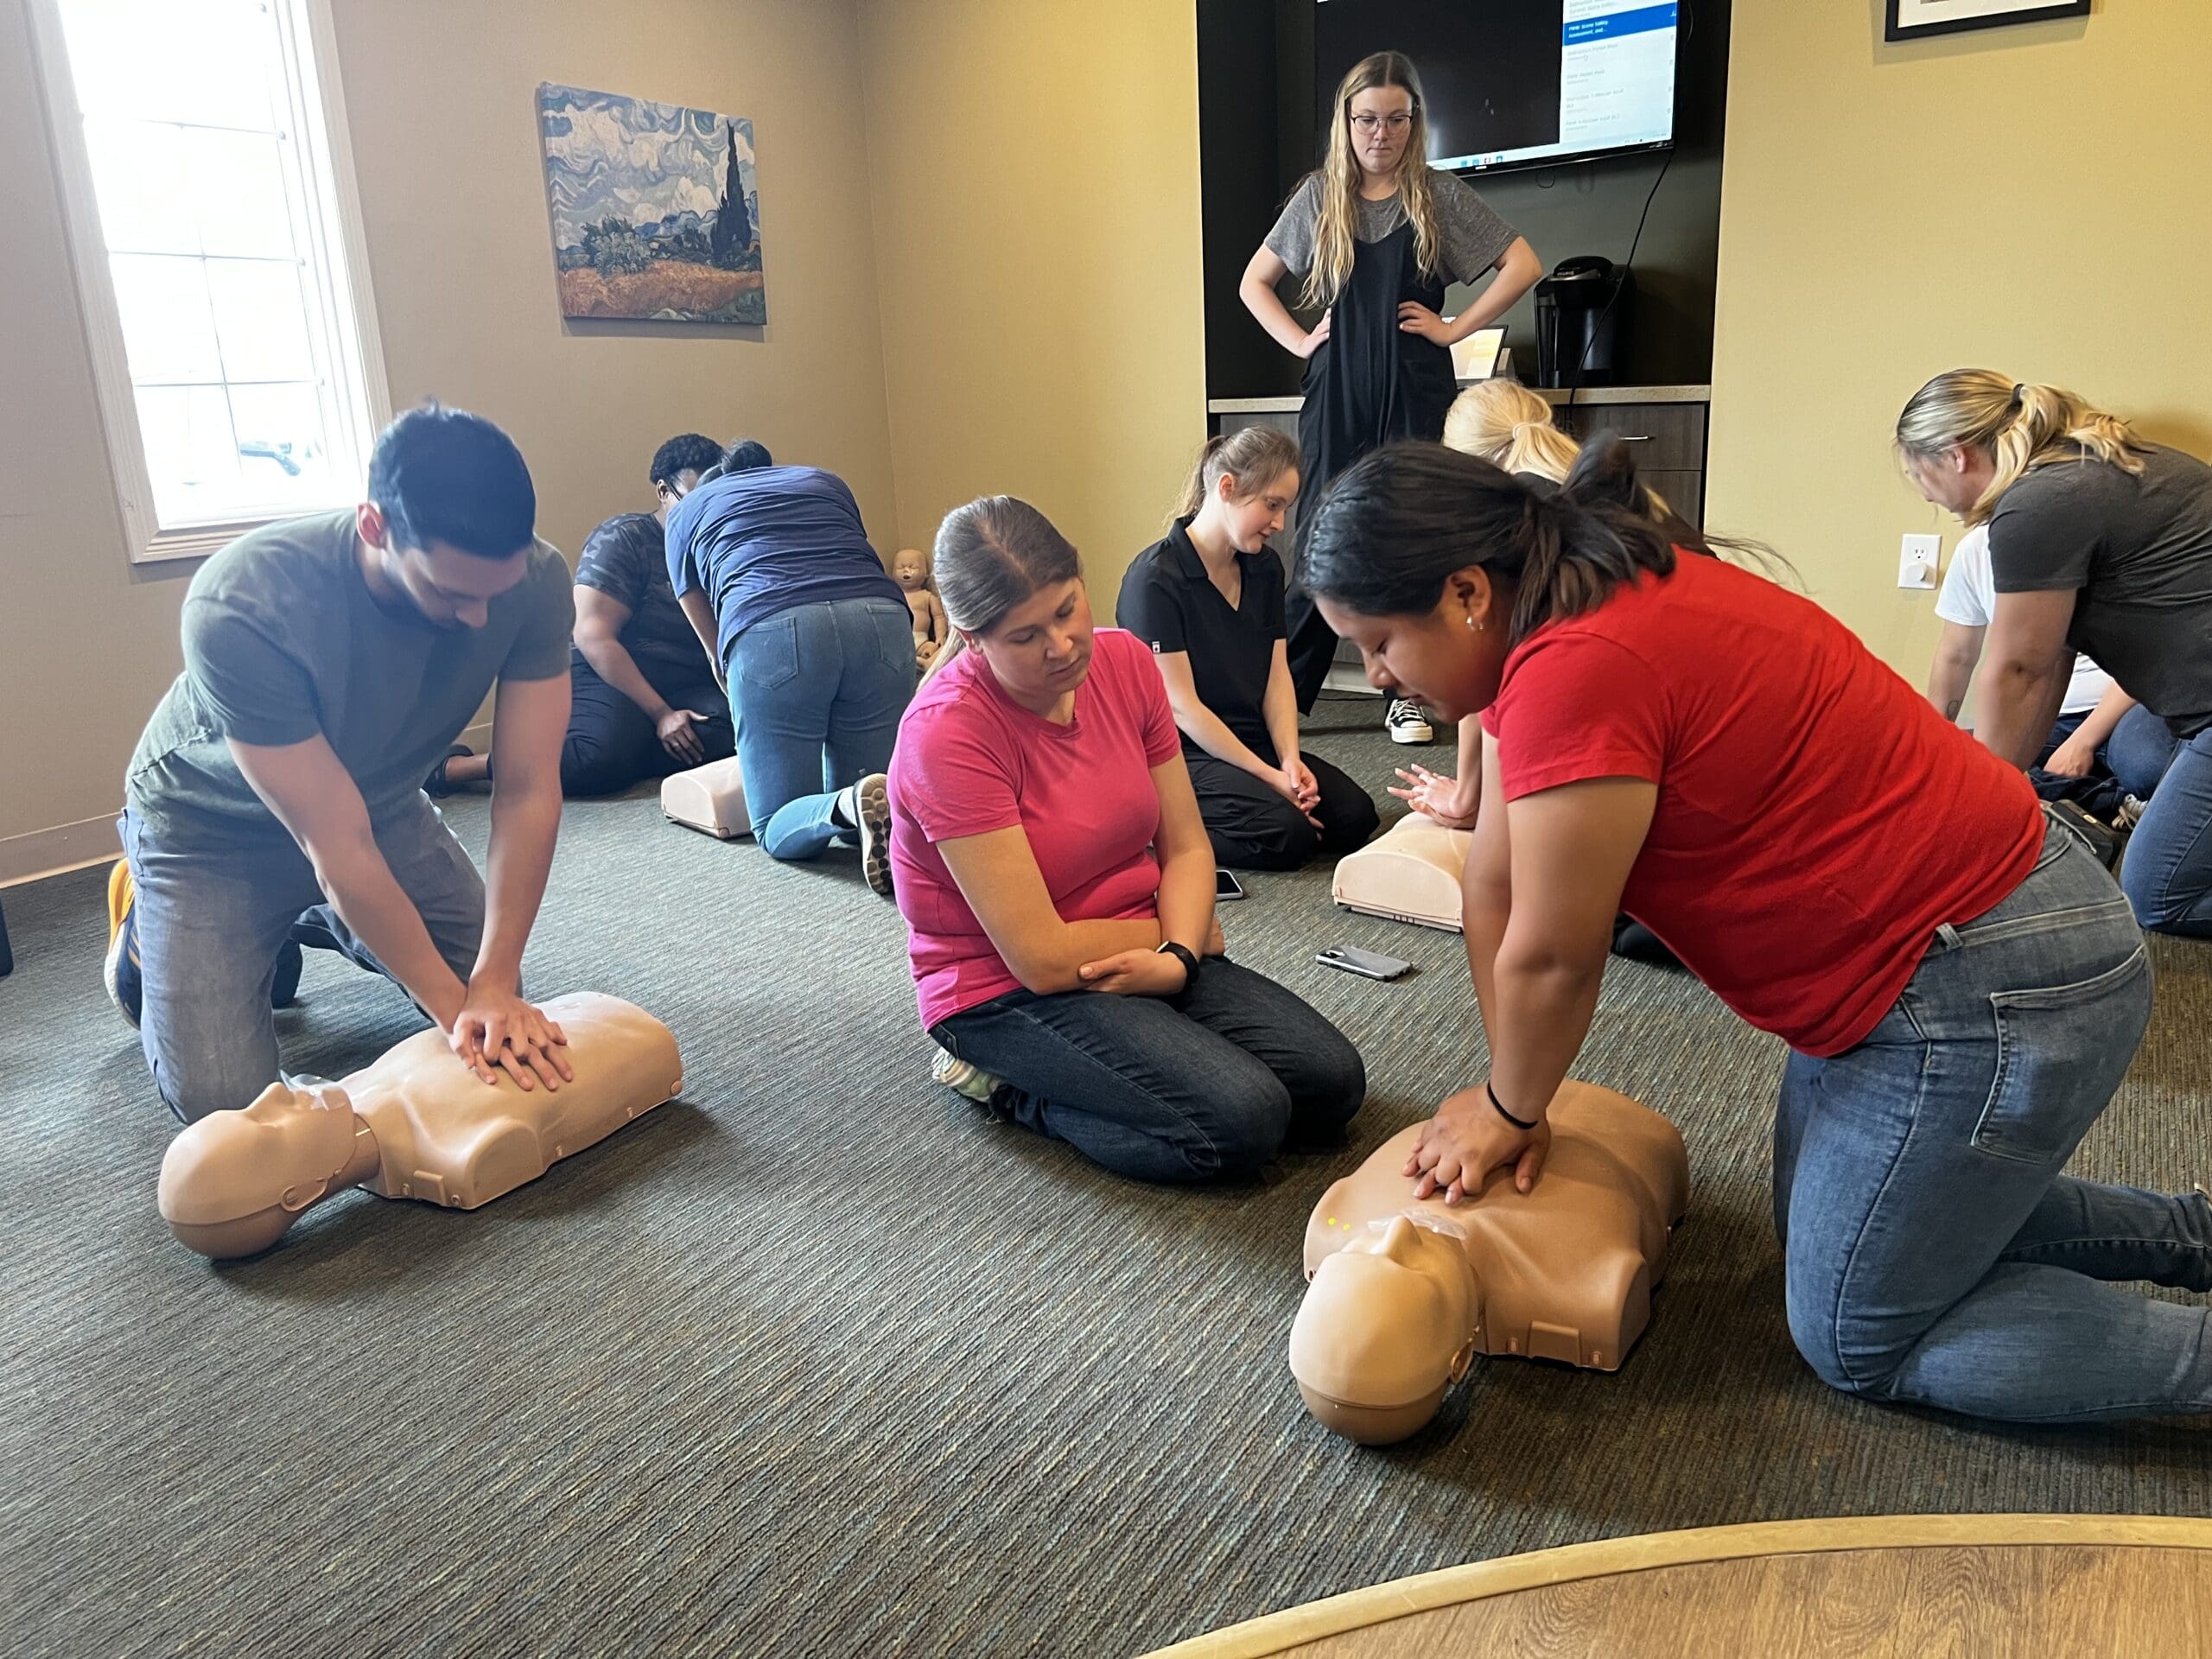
[1240,51,1541,743]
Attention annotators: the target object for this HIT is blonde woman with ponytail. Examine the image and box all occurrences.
[1239,50,1542,736]
[1296,435,2209,1427]
[1898,368,2212,936]
[1116,429,1379,870]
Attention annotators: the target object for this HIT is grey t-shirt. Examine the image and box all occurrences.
[127,511,575,844]
[1263,169,1518,289]
[1988,443,2212,738]
[574,512,702,681]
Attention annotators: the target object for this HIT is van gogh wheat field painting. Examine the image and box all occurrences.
[538,84,765,324]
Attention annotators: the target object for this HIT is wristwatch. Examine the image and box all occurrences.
[1155,940,1201,995]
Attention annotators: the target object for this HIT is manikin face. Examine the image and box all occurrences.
[1214,468,1299,554]
[1904,443,1997,518]
[893,549,930,591]
[214,1081,359,1209]
[1347,84,1416,180]
[971,578,1095,709]
[355,502,530,632]
[1292,1216,1477,1407]
[1317,568,1511,724]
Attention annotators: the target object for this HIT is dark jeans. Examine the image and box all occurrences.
[1775,814,2211,1421]
[560,656,734,798]
[1186,750,1378,871]
[931,957,1365,1183]
[2029,703,2177,821]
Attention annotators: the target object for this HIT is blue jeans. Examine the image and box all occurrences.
[2120,726,2212,937]
[2106,702,2181,801]
[727,597,916,861]
[1775,814,2211,1422]
[121,800,484,1123]
[931,958,1366,1183]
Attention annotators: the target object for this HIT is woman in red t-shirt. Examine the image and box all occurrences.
[1299,440,2210,1424]
[886,496,1364,1184]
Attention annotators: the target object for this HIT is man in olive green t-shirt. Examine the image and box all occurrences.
[109,404,579,1122]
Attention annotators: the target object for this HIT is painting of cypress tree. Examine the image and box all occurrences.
[538,84,765,324]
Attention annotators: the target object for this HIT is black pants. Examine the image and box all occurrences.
[1185,751,1378,871]
[561,657,734,798]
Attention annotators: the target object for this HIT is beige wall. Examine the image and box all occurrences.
[1,0,896,870]
[1706,3,2212,679]
[856,0,1209,613]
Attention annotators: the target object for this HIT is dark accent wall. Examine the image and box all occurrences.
[1198,0,1730,398]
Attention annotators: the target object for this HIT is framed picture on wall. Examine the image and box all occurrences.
[1886,0,2090,41]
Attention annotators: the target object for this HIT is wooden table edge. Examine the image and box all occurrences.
[1139,1514,2212,1658]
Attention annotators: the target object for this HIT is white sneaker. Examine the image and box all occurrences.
[2118,795,2149,830]
[931,1045,1002,1105]
[1386,698,1433,745]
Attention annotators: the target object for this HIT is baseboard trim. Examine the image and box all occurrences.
[0,718,495,892]
[0,814,122,889]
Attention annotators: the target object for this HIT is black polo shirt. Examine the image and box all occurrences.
[1116,515,1287,761]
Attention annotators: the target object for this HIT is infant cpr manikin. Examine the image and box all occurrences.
[662,756,751,838]
[157,992,683,1259]
[1290,1083,1688,1444]
[1332,813,1471,932]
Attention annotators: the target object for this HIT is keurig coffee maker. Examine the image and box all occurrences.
[1535,255,1633,388]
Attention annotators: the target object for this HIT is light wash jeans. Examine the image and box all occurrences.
[121,799,483,1123]
[2120,725,2212,938]
[1775,812,2211,1422]
[726,597,917,861]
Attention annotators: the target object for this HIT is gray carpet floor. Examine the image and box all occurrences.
[3,708,2208,1658]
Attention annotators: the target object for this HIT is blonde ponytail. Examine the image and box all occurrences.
[1443,381,1581,482]
[1896,369,2149,525]
[1303,53,1442,309]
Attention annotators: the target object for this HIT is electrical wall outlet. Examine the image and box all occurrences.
[1899,533,1941,590]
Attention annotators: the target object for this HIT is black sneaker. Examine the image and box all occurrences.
[270,939,304,1009]
[103,861,143,1027]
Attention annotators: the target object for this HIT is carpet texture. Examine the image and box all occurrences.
[3,710,2207,1658]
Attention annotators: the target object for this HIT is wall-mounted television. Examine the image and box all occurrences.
[1316,1,1680,175]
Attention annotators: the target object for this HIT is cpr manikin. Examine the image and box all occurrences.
[158,992,683,1259]
[1290,1083,1688,1444]
[662,755,752,838]
[1332,813,1471,932]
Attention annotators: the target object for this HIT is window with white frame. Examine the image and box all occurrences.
[31,0,387,561]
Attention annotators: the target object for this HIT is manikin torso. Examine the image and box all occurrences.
[1290,1083,1688,1443]
[157,993,683,1258]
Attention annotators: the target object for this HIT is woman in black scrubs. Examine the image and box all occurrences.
[1118,428,1377,869]
[1239,49,1541,736]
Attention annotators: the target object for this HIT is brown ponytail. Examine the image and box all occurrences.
[1176,426,1302,522]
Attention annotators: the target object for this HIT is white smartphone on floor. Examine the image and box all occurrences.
[1216,868,1246,902]
[1316,944,1411,981]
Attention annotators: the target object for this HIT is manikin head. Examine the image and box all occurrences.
[353,404,538,632]
[1290,1216,1479,1444]
[157,1080,363,1258]
[893,547,931,592]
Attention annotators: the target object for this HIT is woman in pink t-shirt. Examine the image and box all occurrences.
[887,495,1363,1183]
[1295,439,2209,1427]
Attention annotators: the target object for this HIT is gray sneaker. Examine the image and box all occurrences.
[841,772,893,898]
